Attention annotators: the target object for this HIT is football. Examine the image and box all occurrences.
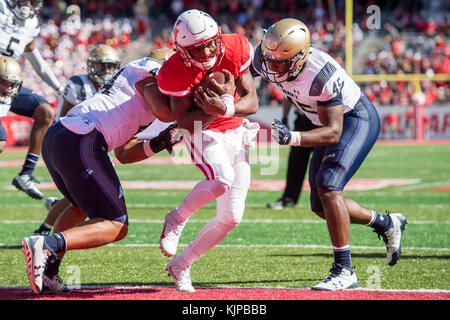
[197,71,227,94]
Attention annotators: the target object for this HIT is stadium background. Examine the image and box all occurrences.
[2,0,449,145]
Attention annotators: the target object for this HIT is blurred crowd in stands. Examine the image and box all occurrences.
[18,0,449,110]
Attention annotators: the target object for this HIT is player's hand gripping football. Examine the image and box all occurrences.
[194,69,236,116]
[150,123,183,156]
[271,119,292,145]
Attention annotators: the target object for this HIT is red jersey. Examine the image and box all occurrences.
[157,33,254,132]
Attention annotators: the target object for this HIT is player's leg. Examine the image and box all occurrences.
[21,123,128,293]
[175,157,249,266]
[310,96,381,290]
[0,122,7,154]
[33,198,72,236]
[10,88,54,199]
[166,131,248,292]
[160,133,232,257]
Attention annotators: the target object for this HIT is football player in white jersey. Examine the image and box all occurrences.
[0,0,64,200]
[253,19,407,290]
[32,44,121,236]
[20,49,180,294]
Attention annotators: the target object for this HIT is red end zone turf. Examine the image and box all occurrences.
[1,286,449,300]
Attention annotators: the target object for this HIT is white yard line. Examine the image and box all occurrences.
[2,219,449,224]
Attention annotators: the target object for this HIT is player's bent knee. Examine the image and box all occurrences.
[0,141,5,153]
[33,103,55,124]
[209,179,231,197]
[111,220,128,242]
[313,210,326,219]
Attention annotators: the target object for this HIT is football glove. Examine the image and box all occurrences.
[271,119,292,145]
[150,123,182,156]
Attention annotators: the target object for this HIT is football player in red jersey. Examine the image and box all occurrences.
[157,9,259,292]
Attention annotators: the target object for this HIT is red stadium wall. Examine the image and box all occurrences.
[2,113,34,147]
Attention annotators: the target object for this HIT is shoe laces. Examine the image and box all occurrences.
[170,262,191,284]
[323,263,344,282]
[165,212,185,236]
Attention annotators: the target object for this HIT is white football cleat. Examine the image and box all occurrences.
[44,197,60,211]
[159,209,188,257]
[21,236,50,294]
[375,213,407,266]
[311,264,359,291]
[12,174,44,200]
[166,257,195,293]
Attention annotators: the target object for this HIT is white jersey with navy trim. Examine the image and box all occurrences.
[0,0,40,58]
[55,74,97,121]
[61,57,160,151]
[253,46,361,126]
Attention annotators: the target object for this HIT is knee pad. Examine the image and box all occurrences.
[209,179,231,198]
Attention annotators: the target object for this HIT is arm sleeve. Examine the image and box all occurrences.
[23,48,62,91]
[308,62,343,107]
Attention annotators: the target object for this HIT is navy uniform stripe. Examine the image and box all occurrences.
[309,62,336,97]
[251,45,264,77]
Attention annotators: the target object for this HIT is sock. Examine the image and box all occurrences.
[44,232,67,254]
[367,210,392,232]
[19,152,40,176]
[44,254,62,278]
[333,245,351,268]
[37,222,52,232]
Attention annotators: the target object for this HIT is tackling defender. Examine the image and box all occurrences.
[157,9,259,293]
[32,44,121,236]
[20,49,180,294]
[0,0,63,199]
[253,18,407,290]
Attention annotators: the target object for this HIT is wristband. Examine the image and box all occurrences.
[289,131,302,146]
[220,94,235,117]
[142,140,155,157]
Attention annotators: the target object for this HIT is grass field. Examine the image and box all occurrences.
[0,143,449,293]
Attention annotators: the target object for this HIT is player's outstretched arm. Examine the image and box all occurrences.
[139,76,176,123]
[272,105,344,147]
[23,40,63,94]
[114,124,181,164]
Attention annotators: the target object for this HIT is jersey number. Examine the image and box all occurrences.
[1,37,20,57]
[99,68,125,96]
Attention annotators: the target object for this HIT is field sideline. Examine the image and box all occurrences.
[0,143,449,300]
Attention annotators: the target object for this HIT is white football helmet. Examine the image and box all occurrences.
[173,9,224,71]
[0,56,22,106]
[6,0,43,20]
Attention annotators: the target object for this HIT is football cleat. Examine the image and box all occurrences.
[21,235,51,294]
[166,257,195,293]
[374,213,407,266]
[42,274,70,293]
[12,174,43,200]
[32,228,50,236]
[159,209,188,257]
[266,198,296,210]
[311,263,358,291]
[44,197,60,211]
